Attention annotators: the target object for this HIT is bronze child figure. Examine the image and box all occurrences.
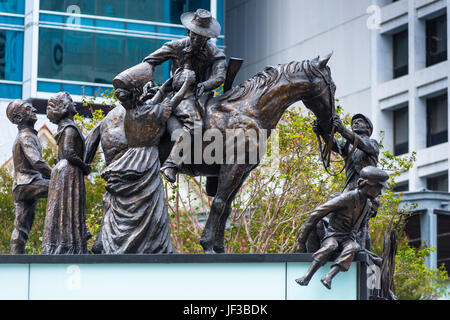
[7,100,52,254]
[42,92,90,254]
[296,166,389,289]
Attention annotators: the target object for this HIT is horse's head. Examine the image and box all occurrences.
[218,53,336,130]
[294,53,336,134]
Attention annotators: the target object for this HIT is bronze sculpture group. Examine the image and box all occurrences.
[6,8,393,296]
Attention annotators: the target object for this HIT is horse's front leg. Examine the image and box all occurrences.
[213,171,250,253]
[200,165,246,253]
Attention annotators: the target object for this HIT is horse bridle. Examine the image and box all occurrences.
[304,67,359,176]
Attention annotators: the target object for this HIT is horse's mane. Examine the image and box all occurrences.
[219,59,322,103]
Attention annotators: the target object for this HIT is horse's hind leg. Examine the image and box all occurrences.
[200,165,246,253]
[213,172,250,253]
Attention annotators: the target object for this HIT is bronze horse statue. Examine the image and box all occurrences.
[86,54,336,254]
[158,54,336,253]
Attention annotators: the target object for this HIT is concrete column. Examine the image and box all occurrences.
[408,1,428,191]
[421,208,438,269]
[371,0,392,142]
[447,1,450,192]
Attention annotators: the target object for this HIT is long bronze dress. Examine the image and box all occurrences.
[42,120,89,254]
[100,101,174,254]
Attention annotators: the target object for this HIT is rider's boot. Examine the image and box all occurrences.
[160,128,190,183]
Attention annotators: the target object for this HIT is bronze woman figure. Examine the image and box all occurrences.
[42,92,90,254]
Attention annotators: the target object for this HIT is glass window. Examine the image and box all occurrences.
[40,0,95,14]
[0,83,21,99]
[40,0,211,25]
[427,173,448,192]
[393,106,409,156]
[0,0,24,14]
[169,0,211,24]
[426,94,448,147]
[426,15,447,67]
[0,30,23,81]
[38,28,168,85]
[124,37,166,83]
[404,213,421,249]
[96,0,125,19]
[393,30,408,79]
[437,213,450,273]
[394,181,409,192]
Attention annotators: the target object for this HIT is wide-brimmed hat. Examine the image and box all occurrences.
[181,9,221,38]
[360,166,389,189]
[352,113,373,136]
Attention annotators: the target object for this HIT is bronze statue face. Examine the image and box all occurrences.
[188,30,209,49]
[19,102,38,126]
[46,92,77,124]
[351,117,370,136]
[361,183,383,200]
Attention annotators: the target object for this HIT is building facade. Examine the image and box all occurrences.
[225,0,450,272]
[0,0,224,164]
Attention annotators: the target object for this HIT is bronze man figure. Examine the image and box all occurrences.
[296,166,389,289]
[142,8,227,183]
[7,100,52,254]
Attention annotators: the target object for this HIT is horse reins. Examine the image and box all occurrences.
[310,67,359,177]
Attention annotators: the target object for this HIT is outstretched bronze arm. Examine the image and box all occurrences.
[84,122,101,165]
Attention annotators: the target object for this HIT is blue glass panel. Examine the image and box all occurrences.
[39,28,168,85]
[95,20,125,30]
[0,83,21,99]
[39,13,64,24]
[127,23,156,34]
[40,0,216,25]
[127,0,164,22]
[63,30,95,82]
[37,81,62,93]
[169,0,210,24]
[79,17,94,26]
[0,30,23,81]
[0,15,24,26]
[94,33,125,84]
[96,0,125,19]
[40,0,95,15]
[157,25,186,36]
[125,37,164,83]
[0,0,24,14]
[217,0,224,33]
[38,28,64,80]
[63,83,84,96]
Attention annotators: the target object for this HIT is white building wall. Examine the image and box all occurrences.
[225,0,373,115]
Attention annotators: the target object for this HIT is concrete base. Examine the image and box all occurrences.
[0,254,367,300]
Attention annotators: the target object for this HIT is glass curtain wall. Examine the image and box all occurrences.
[40,0,210,24]
[38,28,167,85]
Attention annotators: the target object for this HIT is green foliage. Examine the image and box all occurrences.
[394,246,448,299]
